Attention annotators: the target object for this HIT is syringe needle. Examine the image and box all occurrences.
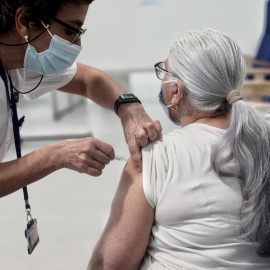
[114,155,128,161]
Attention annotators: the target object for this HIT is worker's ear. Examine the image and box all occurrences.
[14,7,35,39]
[171,80,183,105]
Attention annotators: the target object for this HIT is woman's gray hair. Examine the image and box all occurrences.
[168,28,270,255]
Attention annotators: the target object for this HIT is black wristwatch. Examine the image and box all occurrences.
[114,94,141,115]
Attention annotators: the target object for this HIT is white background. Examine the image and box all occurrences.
[77,0,266,71]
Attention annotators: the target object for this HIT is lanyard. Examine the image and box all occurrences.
[0,60,31,214]
[0,60,39,254]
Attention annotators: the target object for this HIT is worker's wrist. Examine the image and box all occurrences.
[114,94,141,115]
[117,102,144,122]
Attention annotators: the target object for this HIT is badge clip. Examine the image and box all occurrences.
[25,210,39,254]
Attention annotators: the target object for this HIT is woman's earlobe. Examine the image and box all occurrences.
[15,7,31,38]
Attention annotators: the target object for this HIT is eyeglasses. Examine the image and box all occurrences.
[154,61,178,80]
[51,17,87,44]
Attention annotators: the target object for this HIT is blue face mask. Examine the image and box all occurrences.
[24,31,82,76]
[158,86,181,126]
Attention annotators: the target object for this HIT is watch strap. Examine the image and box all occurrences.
[114,94,141,115]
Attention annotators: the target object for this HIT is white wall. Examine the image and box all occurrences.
[77,0,267,71]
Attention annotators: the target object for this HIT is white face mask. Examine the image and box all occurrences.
[158,84,181,126]
[24,22,82,76]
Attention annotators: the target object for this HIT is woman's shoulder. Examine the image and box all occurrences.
[164,123,225,140]
[143,123,225,157]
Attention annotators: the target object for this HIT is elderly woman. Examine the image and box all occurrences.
[88,29,270,269]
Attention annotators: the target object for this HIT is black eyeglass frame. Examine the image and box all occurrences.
[51,17,87,44]
[154,61,180,81]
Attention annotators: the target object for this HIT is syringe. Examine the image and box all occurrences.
[114,155,128,161]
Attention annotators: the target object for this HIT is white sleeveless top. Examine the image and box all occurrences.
[141,123,270,269]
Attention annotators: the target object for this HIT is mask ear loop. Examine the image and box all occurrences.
[165,83,182,111]
[165,103,174,109]
[40,19,53,38]
[167,103,179,111]
[162,80,177,85]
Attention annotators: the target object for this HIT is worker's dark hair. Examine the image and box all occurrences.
[0,0,94,34]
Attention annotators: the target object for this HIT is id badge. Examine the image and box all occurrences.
[25,218,39,254]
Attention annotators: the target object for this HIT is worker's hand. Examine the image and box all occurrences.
[118,103,162,172]
[56,137,115,176]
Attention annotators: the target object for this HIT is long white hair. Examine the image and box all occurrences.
[168,28,270,255]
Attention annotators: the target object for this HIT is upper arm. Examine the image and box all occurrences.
[58,62,127,110]
[88,159,155,270]
[58,62,98,97]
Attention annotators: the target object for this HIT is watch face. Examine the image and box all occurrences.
[120,94,136,100]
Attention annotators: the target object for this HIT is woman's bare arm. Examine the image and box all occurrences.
[88,159,155,270]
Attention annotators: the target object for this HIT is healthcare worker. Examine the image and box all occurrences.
[0,0,162,199]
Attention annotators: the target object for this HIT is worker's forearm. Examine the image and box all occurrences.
[0,143,60,198]
[85,68,128,110]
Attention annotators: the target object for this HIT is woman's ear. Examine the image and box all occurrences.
[171,81,183,105]
[14,7,32,39]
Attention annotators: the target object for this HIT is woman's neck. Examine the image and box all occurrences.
[181,111,230,130]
